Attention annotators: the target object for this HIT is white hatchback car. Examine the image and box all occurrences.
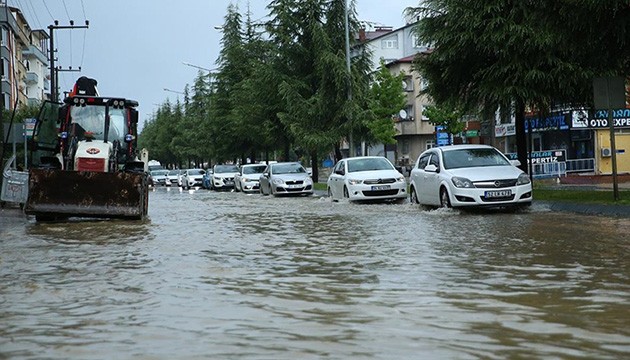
[409,145,532,208]
[327,156,407,202]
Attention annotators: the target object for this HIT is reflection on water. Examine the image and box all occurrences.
[1,189,629,359]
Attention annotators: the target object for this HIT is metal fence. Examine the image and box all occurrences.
[530,158,595,179]
[565,158,595,173]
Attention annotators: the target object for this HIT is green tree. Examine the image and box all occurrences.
[367,60,407,152]
[410,0,630,171]
[423,104,465,136]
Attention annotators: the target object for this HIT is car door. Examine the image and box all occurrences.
[412,153,431,204]
[329,160,345,199]
[423,152,443,205]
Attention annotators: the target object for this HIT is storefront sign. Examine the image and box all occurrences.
[495,124,516,137]
[572,108,630,129]
[525,114,570,132]
[506,149,566,164]
[435,126,450,146]
[465,130,479,137]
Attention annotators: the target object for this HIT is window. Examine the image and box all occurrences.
[1,58,8,80]
[420,105,430,121]
[404,105,414,121]
[426,140,435,150]
[1,27,7,46]
[402,140,410,155]
[417,154,430,169]
[402,76,413,92]
[381,37,398,49]
[411,35,424,48]
[420,78,429,91]
[429,153,440,168]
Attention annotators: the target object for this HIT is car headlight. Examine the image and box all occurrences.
[273,178,284,185]
[396,176,405,183]
[451,176,474,188]
[517,173,531,185]
[348,179,363,185]
[304,177,313,184]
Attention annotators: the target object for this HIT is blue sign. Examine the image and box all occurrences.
[524,114,569,132]
[435,126,450,146]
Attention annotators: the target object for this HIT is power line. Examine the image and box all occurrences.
[23,0,43,29]
[61,0,71,21]
[41,0,54,21]
[80,0,86,20]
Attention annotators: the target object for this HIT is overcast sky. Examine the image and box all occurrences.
[16,0,419,125]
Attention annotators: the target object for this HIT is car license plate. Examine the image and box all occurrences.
[225,181,234,186]
[371,185,391,191]
[485,190,512,198]
[287,184,302,189]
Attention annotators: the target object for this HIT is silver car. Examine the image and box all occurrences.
[259,162,313,196]
[235,164,267,193]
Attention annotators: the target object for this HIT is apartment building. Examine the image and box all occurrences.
[0,6,49,110]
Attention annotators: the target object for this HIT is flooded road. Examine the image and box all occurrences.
[1,188,629,359]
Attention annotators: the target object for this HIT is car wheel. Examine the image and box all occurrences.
[343,186,349,199]
[439,187,451,208]
[410,186,419,204]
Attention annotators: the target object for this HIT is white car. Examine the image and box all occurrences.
[409,144,533,208]
[167,169,181,186]
[234,164,267,193]
[327,156,407,202]
[182,168,206,189]
[212,164,239,190]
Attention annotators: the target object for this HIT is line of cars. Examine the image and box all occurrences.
[150,144,533,209]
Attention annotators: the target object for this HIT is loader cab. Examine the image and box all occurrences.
[59,96,140,171]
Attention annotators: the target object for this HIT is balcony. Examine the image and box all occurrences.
[26,72,38,84]
[22,45,48,64]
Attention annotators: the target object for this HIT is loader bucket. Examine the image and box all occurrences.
[24,168,149,221]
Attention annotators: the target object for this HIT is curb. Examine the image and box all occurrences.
[537,201,630,218]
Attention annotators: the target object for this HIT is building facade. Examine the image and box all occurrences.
[0,6,49,111]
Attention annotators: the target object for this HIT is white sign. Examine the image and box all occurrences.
[495,124,516,137]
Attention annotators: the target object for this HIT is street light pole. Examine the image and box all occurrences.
[344,0,354,157]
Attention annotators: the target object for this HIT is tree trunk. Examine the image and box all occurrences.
[515,100,528,174]
[310,150,318,183]
[334,144,342,162]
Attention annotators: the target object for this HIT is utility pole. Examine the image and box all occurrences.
[48,20,89,102]
[55,66,81,98]
[344,0,354,157]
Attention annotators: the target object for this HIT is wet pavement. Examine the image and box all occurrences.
[1,187,629,359]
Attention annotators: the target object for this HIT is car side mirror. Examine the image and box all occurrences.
[335,169,345,176]
[510,160,521,167]
[263,172,269,178]
[425,164,439,173]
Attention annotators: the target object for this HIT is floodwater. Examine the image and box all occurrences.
[1,188,629,359]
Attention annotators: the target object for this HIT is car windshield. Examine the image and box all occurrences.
[151,170,169,176]
[347,158,394,173]
[215,165,239,173]
[168,170,180,175]
[188,169,205,175]
[272,163,305,175]
[243,165,267,174]
[442,148,511,169]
